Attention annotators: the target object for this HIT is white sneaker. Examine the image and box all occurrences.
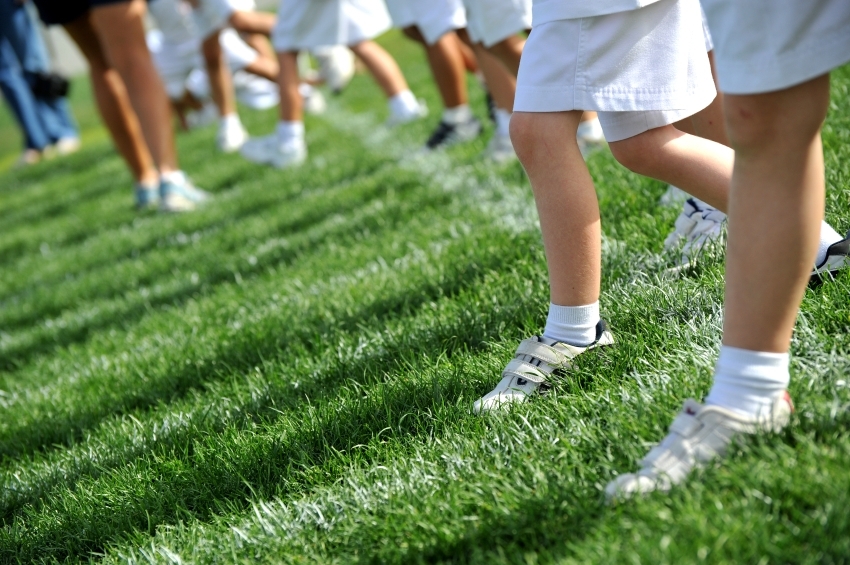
[605,393,793,500]
[386,98,428,127]
[659,185,688,207]
[302,86,327,115]
[664,198,726,266]
[474,320,614,414]
[811,231,850,281]
[54,137,81,156]
[425,117,482,150]
[185,103,218,130]
[577,117,605,157]
[240,134,307,169]
[313,45,356,94]
[217,123,248,153]
[159,174,211,213]
[485,133,516,163]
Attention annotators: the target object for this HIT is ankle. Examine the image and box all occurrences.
[705,345,790,418]
[543,301,600,346]
[442,104,472,125]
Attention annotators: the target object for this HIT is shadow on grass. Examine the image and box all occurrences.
[0,171,425,367]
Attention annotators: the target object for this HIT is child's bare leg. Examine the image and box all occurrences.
[349,40,408,98]
[243,50,279,81]
[404,27,467,108]
[473,43,514,111]
[609,125,732,211]
[277,51,302,122]
[201,31,237,118]
[64,15,157,185]
[228,10,275,36]
[511,111,601,306]
[487,34,524,76]
[91,0,178,173]
[723,76,829,352]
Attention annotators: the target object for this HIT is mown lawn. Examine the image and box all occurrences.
[1,31,849,564]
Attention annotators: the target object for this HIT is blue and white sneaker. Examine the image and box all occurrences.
[664,197,726,266]
[134,182,160,210]
[159,172,211,213]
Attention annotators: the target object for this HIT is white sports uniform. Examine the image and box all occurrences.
[272,0,392,52]
[192,0,256,39]
[385,0,466,45]
[515,0,715,142]
[701,0,850,95]
[463,0,531,48]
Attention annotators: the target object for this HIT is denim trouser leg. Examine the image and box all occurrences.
[0,0,79,143]
[0,40,51,150]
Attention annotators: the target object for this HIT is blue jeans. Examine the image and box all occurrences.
[0,0,78,150]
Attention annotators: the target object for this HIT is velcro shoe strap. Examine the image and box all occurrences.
[502,358,549,384]
[668,413,701,437]
[640,445,677,470]
[514,339,569,367]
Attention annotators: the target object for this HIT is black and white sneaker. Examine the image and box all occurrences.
[425,118,482,150]
[811,231,850,282]
[473,320,614,414]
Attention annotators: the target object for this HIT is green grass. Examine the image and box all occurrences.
[1,31,849,564]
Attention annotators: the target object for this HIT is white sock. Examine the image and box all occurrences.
[816,221,843,266]
[219,113,241,132]
[543,301,600,346]
[160,170,186,185]
[442,104,472,125]
[494,108,511,138]
[276,120,305,151]
[388,90,419,118]
[298,82,314,98]
[705,345,789,418]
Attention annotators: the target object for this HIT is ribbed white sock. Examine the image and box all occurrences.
[442,104,472,125]
[543,301,600,346]
[816,221,843,266]
[705,345,789,418]
[388,90,419,118]
[494,108,511,137]
[276,120,305,150]
[160,170,186,185]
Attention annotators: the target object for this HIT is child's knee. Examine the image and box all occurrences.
[509,112,539,163]
[609,131,662,177]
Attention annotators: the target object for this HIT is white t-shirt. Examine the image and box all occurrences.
[533,0,662,25]
[148,0,197,44]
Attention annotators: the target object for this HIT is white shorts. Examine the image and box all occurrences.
[464,0,531,48]
[220,28,258,70]
[385,0,466,45]
[514,0,715,142]
[700,2,712,52]
[701,0,850,95]
[272,0,392,51]
[147,29,202,99]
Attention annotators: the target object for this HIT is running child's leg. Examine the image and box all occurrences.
[348,39,425,125]
[201,29,247,152]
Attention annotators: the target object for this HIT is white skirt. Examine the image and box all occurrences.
[385,0,466,45]
[272,0,392,51]
[463,0,531,48]
[701,0,850,94]
[515,0,715,141]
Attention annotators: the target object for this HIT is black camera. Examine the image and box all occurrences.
[30,71,70,100]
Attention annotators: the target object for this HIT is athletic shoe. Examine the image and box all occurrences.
[474,320,614,414]
[15,149,42,167]
[185,103,218,130]
[576,117,605,157]
[134,183,160,210]
[313,45,355,95]
[485,92,496,124]
[386,98,428,127]
[664,198,726,265]
[605,393,793,500]
[240,134,307,169]
[216,123,249,153]
[425,118,482,150]
[485,133,516,163]
[54,137,81,156]
[659,185,688,207]
[811,231,850,281]
[159,174,210,213]
[303,87,327,115]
